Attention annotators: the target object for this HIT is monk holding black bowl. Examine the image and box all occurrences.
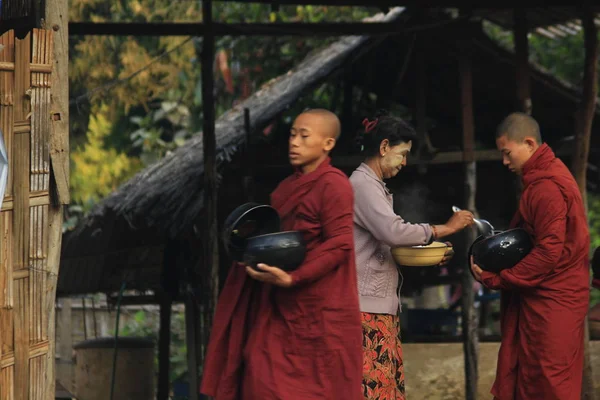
[470,113,590,400]
[200,109,363,400]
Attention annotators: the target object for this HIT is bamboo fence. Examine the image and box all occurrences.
[0,28,55,400]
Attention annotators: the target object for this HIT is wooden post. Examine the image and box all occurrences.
[156,294,172,400]
[44,0,70,398]
[513,8,530,208]
[185,294,199,400]
[459,39,479,400]
[342,68,353,136]
[243,108,255,202]
[157,240,176,400]
[57,298,73,392]
[514,8,531,115]
[573,7,598,400]
[415,39,427,175]
[201,0,219,347]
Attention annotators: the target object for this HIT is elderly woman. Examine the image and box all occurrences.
[349,111,475,400]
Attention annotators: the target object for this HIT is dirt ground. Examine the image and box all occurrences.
[402,341,600,399]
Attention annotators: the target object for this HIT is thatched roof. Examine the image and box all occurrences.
[85,7,407,238]
[58,7,408,295]
[59,8,600,296]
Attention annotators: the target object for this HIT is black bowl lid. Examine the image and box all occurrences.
[222,203,281,259]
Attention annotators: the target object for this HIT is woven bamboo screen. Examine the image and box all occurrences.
[0,28,54,400]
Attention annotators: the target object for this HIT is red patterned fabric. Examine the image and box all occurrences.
[361,312,405,400]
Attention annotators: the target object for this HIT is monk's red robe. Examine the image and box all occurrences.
[200,158,363,400]
[480,144,590,400]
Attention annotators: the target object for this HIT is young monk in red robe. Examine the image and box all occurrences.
[471,112,590,400]
[200,109,363,400]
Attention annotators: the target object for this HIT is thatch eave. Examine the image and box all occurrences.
[78,7,407,239]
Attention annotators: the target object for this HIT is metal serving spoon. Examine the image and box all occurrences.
[452,205,495,237]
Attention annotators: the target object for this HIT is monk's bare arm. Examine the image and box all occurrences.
[482,181,567,290]
[289,174,355,286]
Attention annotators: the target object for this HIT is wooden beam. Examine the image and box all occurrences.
[212,0,594,7]
[256,150,501,173]
[67,19,471,37]
[458,34,478,400]
[575,7,599,400]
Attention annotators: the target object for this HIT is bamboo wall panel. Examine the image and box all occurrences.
[0,211,14,309]
[1,365,14,400]
[29,205,48,345]
[28,355,45,400]
[0,28,54,400]
[30,30,51,194]
[14,278,29,400]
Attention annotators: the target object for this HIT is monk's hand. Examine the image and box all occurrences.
[470,255,483,282]
[439,242,455,266]
[246,263,293,288]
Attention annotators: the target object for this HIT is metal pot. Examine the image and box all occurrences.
[243,231,306,272]
[222,202,281,260]
[469,228,533,273]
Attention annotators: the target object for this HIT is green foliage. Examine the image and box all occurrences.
[70,104,141,211]
[68,2,373,215]
[588,193,600,250]
[483,20,586,84]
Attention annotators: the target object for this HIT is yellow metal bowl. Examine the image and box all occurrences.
[391,241,449,267]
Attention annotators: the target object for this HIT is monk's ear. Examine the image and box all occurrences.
[324,137,336,151]
[523,137,537,151]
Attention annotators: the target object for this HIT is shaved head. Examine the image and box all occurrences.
[496,112,542,144]
[495,112,543,175]
[302,108,341,140]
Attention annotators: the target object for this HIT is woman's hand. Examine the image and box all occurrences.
[439,242,455,266]
[245,263,293,288]
[432,211,475,239]
[445,210,475,234]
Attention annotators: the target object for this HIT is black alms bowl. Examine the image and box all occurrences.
[469,228,534,274]
[243,231,306,272]
[223,202,281,260]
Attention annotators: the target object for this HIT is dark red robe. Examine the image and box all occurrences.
[480,144,590,400]
[200,158,363,400]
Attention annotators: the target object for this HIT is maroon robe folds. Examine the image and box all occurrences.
[200,158,363,400]
[480,144,590,400]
